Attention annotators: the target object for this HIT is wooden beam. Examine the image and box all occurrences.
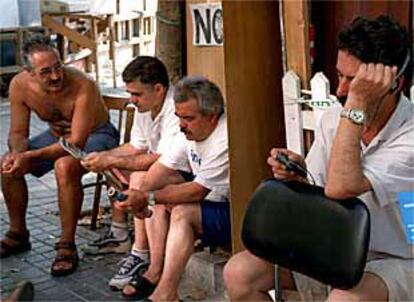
[282,0,311,88]
[222,1,285,253]
[42,14,96,49]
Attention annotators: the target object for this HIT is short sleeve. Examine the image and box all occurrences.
[129,110,149,151]
[158,134,191,172]
[193,135,229,201]
[362,127,414,207]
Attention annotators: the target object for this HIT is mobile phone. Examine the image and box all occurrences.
[107,187,127,202]
[275,153,308,178]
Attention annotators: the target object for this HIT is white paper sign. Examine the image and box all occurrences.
[190,3,223,46]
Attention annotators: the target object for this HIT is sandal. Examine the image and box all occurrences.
[122,274,157,300]
[0,230,31,258]
[51,241,79,277]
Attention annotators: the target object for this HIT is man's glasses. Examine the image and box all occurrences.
[37,63,63,78]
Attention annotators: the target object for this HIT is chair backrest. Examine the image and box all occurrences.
[242,179,370,290]
[102,94,135,144]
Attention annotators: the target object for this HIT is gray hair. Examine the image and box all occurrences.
[173,76,225,117]
[22,33,60,69]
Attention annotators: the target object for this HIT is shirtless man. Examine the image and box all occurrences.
[0,34,119,276]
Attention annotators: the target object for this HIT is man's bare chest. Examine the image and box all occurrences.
[29,94,75,123]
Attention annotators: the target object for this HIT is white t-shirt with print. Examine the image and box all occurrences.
[159,115,229,202]
[129,86,180,155]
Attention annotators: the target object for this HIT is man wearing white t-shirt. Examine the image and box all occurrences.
[80,56,181,289]
[117,76,230,301]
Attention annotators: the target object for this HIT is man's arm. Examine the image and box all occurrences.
[325,63,397,199]
[81,143,155,172]
[117,161,210,215]
[150,181,209,204]
[7,77,30,153]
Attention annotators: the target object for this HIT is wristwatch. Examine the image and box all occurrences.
[147,191,156,206]
[340,108,366,125]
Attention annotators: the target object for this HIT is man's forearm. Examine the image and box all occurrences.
[111,153,160,171]
[325,120,369,199]
[105,143,146,157]
[8,135,29,153]
[152,182,209,205]
[25,143,66,161]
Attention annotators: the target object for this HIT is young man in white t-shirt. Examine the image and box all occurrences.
[80,56,181,289]
[117,76,231,301]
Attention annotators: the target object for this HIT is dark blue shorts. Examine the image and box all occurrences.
[29,122,120,177]
[200,200,231,248]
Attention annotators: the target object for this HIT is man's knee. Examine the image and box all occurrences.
[54,156,83,181]
[328,289,360,302]
[223,252,256,298]
[170,204,200,232]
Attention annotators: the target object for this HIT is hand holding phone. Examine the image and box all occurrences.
[275,153,308,178]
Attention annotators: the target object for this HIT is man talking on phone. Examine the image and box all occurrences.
[224,15,413,302]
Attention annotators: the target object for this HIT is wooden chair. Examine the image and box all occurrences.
[85,91,134,230]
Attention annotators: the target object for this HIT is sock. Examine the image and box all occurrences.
[110,221,128,240]
[131,247,149,263]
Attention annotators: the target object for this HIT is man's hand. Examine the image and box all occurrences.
[115,188,152,219]
[347,63,398,120]
[1,152,31,177]
[81,151,112,172]
[267,148,307,182]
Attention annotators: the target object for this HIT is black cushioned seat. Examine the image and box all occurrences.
[242,179,370,289]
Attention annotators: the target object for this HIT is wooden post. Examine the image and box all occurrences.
[155,0,183,84]
[91,17,99,84]
[108,15,117,87]
[282,0,311,88]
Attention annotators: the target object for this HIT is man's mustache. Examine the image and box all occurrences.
[49,78,62,85]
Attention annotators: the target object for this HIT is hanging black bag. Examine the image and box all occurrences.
[242,179,370,289]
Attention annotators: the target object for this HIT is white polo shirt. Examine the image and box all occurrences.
[306,95,414,259]
[159,115,229,202]
[129,86,180,155]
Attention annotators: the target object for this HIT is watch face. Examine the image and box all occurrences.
[350,110,365,124]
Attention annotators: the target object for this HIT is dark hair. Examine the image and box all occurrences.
[174,76,225,117]
[122,56,169,88]
[337,15,412,81]
[22,33,59,69]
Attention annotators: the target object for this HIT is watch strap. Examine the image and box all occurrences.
[147,191,156,206]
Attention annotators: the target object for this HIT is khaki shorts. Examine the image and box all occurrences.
[290,256,413,301]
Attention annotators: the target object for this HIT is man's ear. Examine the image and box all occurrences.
[208,112,219,125]
[23,66,34,75]
[154,83,165,96]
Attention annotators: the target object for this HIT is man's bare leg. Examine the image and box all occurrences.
[1,175,29,242]
[328,272,388,302]
[53,156,84,271]
[223,250,276,301]
[143,205,169,282]
[149,204,202,301]
[129,171,149,261]
[122,205,170,296]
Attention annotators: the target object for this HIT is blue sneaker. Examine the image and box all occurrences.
[109,253,149,290]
